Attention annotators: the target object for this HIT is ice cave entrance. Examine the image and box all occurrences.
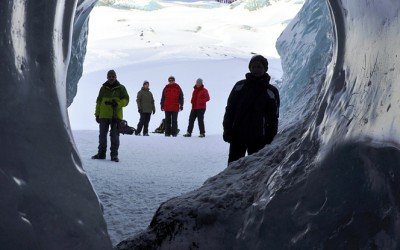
[67,0,305,244]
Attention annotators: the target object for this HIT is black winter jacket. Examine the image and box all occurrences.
[223,73,280,144]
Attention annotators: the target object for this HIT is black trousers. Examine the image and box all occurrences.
[228,141,266,163]
[187,109,206,134]
[136,112,151,134]
[98,118,120,157]
[164,111,178,136]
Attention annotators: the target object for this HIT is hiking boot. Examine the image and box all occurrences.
[199,134,205,138]
[111,156,119,162]
[143,133,149,136]
[91,153,106,160]
[172,134,178,137]
[165,133,171,137]
[183,133,191,137]
[135,132,141,136]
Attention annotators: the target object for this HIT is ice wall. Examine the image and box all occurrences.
[66,0,97,106]
[276,0,332,128]
[0,1,111,249]
[117,0,400,249]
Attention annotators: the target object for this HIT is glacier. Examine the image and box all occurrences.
[1,0,400,249]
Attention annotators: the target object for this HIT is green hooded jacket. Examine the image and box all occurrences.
[95,80,129,119]
[136,87,155,114]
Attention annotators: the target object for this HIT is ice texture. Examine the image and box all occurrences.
[276,0,332,128]
[0,1,111,249]
[66,0,97,107]
[116,0,400,249]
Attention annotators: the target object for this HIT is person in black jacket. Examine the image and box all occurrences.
[223,55,280,163]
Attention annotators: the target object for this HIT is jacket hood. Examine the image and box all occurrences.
[166,82,180,88]
[141,87,150,91]
[193,84,204,89]
[245,73,271,83]
[103,80,121,88]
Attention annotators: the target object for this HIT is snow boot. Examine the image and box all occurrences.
[199,134,205,138]
[183,133,191,137]
[143,133,149,136]
[91,153,106,159]
[111,156,119,162]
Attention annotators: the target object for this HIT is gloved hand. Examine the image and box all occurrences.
[105,99,118,107]
[138,109,142,114]
[96,116,100,124]
[223,130,233,143]
[180,106,183,111]
[152,110,155,115]
[111,99,118,107]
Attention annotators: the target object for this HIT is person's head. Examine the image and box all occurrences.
[107,70,117,84]
[143,80,149,89]
[168,76,175,84]
[248,55,268,77]
[195,78,203,87]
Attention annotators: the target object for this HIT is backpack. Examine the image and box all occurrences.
[118,120,136,135]
[153,119,165,133]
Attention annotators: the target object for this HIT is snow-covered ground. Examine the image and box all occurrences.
[73,131,228,244]
[68,0,304,245]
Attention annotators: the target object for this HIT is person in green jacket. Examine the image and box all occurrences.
[135,80,156,136]
[92,70,129,162]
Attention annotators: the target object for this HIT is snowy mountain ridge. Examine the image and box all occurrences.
[96,0,305,11]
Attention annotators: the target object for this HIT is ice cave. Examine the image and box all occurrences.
[1,0,400,249]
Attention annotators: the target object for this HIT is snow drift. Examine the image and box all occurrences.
[116,0,400,249]
[2,0,400,249]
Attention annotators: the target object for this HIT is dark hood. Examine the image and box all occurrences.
[103,80,121,88]
[245,73,271,83]
[193,84,204,89]
[141,87,150,91]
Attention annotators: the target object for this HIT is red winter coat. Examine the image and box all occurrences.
[161,83,184,112]
[191,85,210,110]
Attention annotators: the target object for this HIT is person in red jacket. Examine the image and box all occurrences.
[183,78,210,138]
[160,76,184,137]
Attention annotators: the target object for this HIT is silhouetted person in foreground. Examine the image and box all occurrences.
[92,70,129,162]
[223,55,280,163]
